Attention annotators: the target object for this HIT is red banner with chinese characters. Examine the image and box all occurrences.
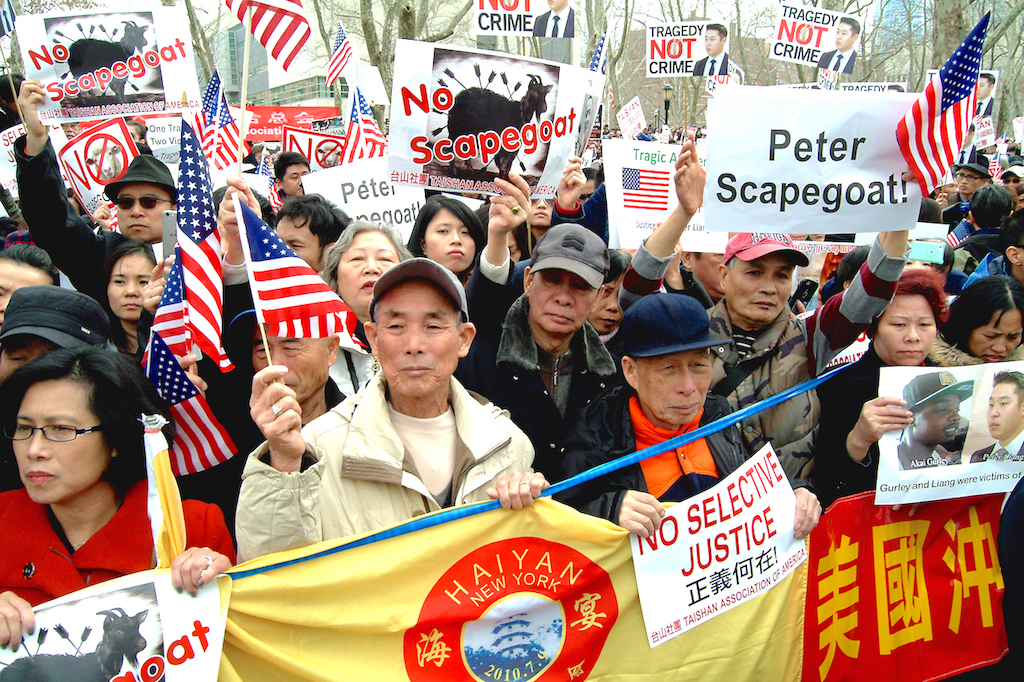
[803,492,1008,682]
[245,106,341,141]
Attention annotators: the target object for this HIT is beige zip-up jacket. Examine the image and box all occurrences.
[236,373,536,562]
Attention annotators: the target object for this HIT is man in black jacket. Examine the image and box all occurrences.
[556,293,821,539]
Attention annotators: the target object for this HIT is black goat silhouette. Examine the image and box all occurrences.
[63,21,148,103]
[437,68,553,179]
[0,608,149,682]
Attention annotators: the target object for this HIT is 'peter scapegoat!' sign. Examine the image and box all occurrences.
[704,87,922,234]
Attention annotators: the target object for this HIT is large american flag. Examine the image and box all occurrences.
[145,332,237,476]
[177,119,233,371]
[235,195,360,341]
[896,13,990,195]
[150,247,189,358]
[326,21,354,88]
[226,0,311,72]
[622,167,671,210]
[345,85,387,163]
[194,71,246,171]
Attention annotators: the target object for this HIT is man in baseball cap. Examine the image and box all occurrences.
[897,370,973,470]
[456,223,619,480]
[0,285,109,381]
[557,293,821,540]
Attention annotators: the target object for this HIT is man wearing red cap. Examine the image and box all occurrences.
[621,158,909,479]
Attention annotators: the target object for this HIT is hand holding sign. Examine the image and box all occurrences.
[556,155,586,210]
[18,80,49,157]
[674,132,706,217]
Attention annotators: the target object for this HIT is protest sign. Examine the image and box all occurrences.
[1014,116,1024,143]
[604,138,702,250]
[475,0,579,37]
[303,157,426,242]
[0,122,68,198]
[876,364,1024,505]
[388,40,603,197]
[704,87,922,234]
[245,106,340,141]
[804,492,1007,681]
[840,82,908,93]
[282,125,347,171]
[647,21,733,78]
[631,444,805,647]
[145,114,182,164]
[616,96,646,140]
[974,116,996,149]
[16,8,201,124]
[771,3,862,72]
[58,116,140,218]
[0,570,230,681]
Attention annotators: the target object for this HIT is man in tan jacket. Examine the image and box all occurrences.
[236,259,543,561]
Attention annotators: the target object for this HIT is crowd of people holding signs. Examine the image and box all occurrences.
[0,1,1021,680]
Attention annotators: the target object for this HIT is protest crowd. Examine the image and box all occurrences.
[0,5,1020,681]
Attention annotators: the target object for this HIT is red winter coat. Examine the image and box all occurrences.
[0,482,235,606]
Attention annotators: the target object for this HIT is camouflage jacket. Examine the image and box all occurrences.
[706,237,907,479]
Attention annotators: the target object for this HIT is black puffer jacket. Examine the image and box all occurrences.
[555,383,749,524]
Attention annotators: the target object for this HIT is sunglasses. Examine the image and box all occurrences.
[115,196,172,210]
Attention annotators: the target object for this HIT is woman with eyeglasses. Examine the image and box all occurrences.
[100,239,157,357]
[0,347,234,651]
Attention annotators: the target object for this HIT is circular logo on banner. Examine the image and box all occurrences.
[314,138,344,169]
[84,134,129,185]
[404,538,617,682]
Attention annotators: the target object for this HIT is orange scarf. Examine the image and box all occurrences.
[630,396,719,499]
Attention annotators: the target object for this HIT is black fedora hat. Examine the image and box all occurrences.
[104,155,177,202]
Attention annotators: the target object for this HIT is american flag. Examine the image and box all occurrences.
[0,0,15,39]
[235,195,360,340]
[226,0,311,71]
[990,150,1003,181]
[947,217,972,247]
[896,13,990,196]
[622,167,671,210]
[177,119,233,371]
[150,247,189,358]
[588,30,607,74]
[326,21,354,88]
[345,85,387,163]
[194,71,248,170]
[145,332,237,476]
[256,152,283,212]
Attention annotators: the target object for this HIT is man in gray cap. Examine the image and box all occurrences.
[0,285,109,381]
[456,222,619,482]
[557,293,820,539]
[15,80,177,301]
[236,258,543,561]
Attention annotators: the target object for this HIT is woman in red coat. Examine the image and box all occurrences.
[0,347,235,651]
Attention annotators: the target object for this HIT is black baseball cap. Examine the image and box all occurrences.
[902,371,973,411]
[620,293,719,358]
[0,286,109,349]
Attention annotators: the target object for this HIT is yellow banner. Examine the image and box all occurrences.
[220,499,806,681]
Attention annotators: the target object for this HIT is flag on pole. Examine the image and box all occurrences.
[235,195,361,342]
[145,332,237,476]
[225,0,312,72]
[588,31,608,74]
[344,85,387,163]
[195,71,246,170]
[150,247,190,359]
[896,13,990,195]
[142,413,185,568]
[0,0,16,39]
[990,149,1003,181]
[326,21,354,88]
[257,152,283,212]
[178,119,233,371]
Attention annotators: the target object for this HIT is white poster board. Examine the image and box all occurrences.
[647,21,732,78]
[771,3,862,73]
[616,96,646,140]
[704,87,922,234]
[17,7,201,123]
[388,40,603,198]
[0,122,68,198]
[631,444,805,647]
[58,116,141,218]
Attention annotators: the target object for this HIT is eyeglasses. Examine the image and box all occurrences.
[115,196,172,210]
[954,173,985,182]
[6,424,103,442]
